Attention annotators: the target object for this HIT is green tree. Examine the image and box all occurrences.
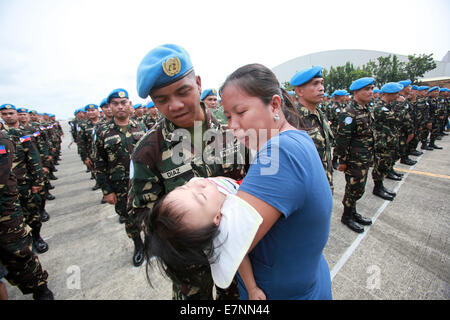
[404,54,437,83]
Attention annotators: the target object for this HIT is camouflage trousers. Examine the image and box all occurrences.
[343,165,369,209]
[430,121,440,141]
[172,267,240,300]
[110,180,142,240]
[408,127,422,152]
[372,150,393,182]
[17,182,42,230]
[0,215,48,294]
[398,131,410,159]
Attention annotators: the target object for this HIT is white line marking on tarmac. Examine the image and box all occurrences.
[107,214,117,219]
[330,153,423,281]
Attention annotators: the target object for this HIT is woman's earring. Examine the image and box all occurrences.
[274,114,280,121]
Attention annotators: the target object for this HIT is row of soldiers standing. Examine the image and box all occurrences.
[0,104,63,299]
[68,90,161,267]
[288,66,449,234]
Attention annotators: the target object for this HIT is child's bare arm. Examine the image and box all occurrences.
[238,255,266,300]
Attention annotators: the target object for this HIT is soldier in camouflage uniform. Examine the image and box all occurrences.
[415,86,434,151]
[395,80,416,166]
[131,103,146,124]
[131,44,248,300]
[407,86,424,156]
[437,88,449,137]
[0,129,54,299]
[18,109,53,222]
[0,104,49,254]
[426,86,443,150]
[334,78,375,233]
[290,66,334,191]
[201,88,228,126]
[328,90,349,169]
[93,88,147,266]
[371,83,405,201]
[78,104,102,187]
[141,101,160,131]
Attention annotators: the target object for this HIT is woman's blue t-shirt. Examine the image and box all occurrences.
[237,130,333,300]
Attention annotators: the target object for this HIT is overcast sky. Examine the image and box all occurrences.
[1,0,449,120]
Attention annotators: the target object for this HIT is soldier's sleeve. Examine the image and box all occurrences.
[22,135,44,187]
[333,111,354,164]
[78,127,89,161]
[93,131,113,195]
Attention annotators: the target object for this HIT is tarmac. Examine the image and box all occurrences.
[4,121,450,300]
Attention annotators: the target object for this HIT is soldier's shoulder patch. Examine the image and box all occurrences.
[129,161,134,180]
[382,106,389,111]
[344,116,353,125]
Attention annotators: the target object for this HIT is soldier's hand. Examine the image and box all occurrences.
[407,134,414,143]
[84,159,92,168]
[337,163,347,172]
[104,193,117,205]
[43,167,49,173]
[31,186,42,193]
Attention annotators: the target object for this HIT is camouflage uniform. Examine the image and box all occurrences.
[393,100,414,162]
[93,118,146,237]
[1,124,44,231]
[0,131,49,294]
[334,100,375,210]
[296,103,334,190]
[129,104,248,300]
[437,94,448,134]
[415,97,431,146]
[142,114,160,131]
[208,106,228,126]
[371,100,403,183]
[426,96,440,146]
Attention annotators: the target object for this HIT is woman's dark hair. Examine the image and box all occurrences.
[219,63,305,130]
[143,193,220,289]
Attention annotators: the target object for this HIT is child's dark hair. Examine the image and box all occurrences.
[219,63,306,130]
[143,193,220,289]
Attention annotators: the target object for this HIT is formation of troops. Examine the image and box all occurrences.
[1,106,63,299]
[1,43,449,300]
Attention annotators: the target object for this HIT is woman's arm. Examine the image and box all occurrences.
[237,190,282,253]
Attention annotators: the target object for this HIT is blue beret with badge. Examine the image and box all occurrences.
[334,89,349,96]
[411,85,418,90]
[427,86,439,93]
[107,88,129,103]
[0,104,16,111]
[133,103,143,109]
[99,98,108,108]
[398,80,411,88]
[418,86,429,91]
[349,77,374,91]
[200,88,217,101]
[290,65,323,87]
[381,82,403,93]
[137,44,194,99]
[84,104,99,111]
[146,101,155,108]
[17,107,29,113]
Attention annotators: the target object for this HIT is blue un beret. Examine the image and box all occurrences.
[381,82,403,94]
[133,103,143,109]
[290,66,323,87]
[418,86,429,91]
[411,85,419,90]
[107,88,129,103]
[334,89,350,96]
[398,80,412,88]
[439,88,449,92]
[137,44,194,99]
[349,77,374,91]
[99,98,108,108]
[200,88,217,101]
[17,107,29,113]
[0,104,17,111]
[146,101,155,108]
[84,104,99,111]
[427,86,439,93]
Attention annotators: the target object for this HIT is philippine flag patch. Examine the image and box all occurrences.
[19,135,31,143]
[0,145,6,154]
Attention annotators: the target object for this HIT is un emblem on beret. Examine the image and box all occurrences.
[118,91,125,98]
[162,57,182,77]
[5,105,12,109]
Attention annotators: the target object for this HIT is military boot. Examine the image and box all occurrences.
[341,207,364,233]
[409,150,423,156]
[352,206,372,226]
[429,140,443,149]
[421,142,433,151]
[400,157,417,166]
[132,236,145,267]
[31,225,49,254]
[40,209,50,222]
[386,170,402,181]
[32,284,54,300]
[373,181,394,201]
